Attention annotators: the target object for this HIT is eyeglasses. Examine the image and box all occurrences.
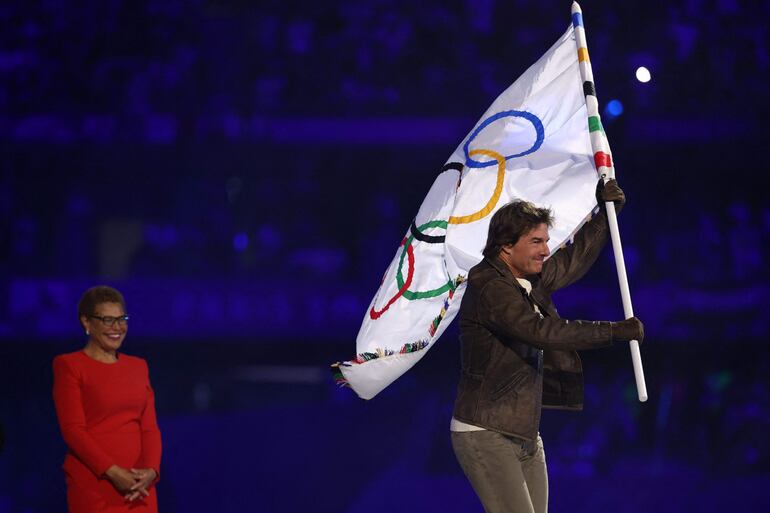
[89,314,130,327]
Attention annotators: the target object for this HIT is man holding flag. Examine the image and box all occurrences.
[334,4,648,508]
[449,182,643,513]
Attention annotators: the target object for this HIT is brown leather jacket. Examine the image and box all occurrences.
[452,208,615,440]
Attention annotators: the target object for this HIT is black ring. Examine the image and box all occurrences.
[410,220,446,244]
[442,162,464,173]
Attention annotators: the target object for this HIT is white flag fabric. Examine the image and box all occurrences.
[333,24,602,400]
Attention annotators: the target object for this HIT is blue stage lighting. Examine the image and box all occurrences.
[233,232,249,252]
[605,99,624,118]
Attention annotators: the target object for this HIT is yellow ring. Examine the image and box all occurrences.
[448,149,505,225]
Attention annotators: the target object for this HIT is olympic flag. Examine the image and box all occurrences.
[333,13,611,400]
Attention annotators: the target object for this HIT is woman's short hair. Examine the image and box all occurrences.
[482,200,554,259]
[77,286,126,322]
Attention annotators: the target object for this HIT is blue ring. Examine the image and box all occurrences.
[463,110,545,168]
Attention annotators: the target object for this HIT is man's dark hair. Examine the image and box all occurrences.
[482,200,554,259]
[77,285,126,324]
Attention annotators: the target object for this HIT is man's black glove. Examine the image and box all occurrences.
[596,178,625,213]
[610,317,644,343]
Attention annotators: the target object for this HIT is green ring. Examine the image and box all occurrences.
[396,220,454,300]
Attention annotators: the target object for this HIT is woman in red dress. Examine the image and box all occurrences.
[53,286,162,512]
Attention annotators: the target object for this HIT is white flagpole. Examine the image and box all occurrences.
[571,1,648,402]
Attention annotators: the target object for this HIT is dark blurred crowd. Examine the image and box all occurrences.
[3,145,770,291]
[1,0,768,124]
[546,347,770,477]
[2,0,769,307]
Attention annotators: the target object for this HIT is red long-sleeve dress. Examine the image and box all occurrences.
[53,351,162,513]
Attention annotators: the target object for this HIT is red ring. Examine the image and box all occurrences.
[370,238,415,319]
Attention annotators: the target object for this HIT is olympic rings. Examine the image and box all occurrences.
[371,112,545,317]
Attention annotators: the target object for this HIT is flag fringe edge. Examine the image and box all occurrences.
[330,275,466,390]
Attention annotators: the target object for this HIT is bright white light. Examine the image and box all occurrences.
[635,66,651,83]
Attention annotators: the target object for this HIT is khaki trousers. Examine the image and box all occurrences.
[451,430,548,513]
